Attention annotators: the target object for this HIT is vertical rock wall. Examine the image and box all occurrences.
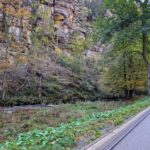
[54,0,87,50]
[0,0,87,61]
[0,0,32,62]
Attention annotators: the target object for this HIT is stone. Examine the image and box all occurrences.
[9,26,21,39]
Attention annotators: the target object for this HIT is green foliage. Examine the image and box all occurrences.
[0,55,102,105]
[113,115,124,126]
[0,96,51,106]
[0,100,129,143]
[56,55,84,73]
[1,98,150,149]
[100,51,146,97]
[93,0,150,97]
[94,0,150,51]
[70,33,93,56]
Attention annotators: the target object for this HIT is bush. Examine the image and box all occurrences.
[0,96,51,107]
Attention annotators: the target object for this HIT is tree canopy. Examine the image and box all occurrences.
[94,0,150,97]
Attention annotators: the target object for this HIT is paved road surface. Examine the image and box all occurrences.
[113,113,150,150]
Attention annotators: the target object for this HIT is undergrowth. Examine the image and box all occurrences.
[0,97,150,150]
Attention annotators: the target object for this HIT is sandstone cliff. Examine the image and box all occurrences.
[0,0,88,61]
[0,0,102,101]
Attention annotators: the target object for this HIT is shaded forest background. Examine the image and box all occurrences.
[0,0,149,106]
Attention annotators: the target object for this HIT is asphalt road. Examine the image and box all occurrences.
[113,113,150,150]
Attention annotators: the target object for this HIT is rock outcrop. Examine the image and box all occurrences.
[0,0,88,61]
[54,0,87,50]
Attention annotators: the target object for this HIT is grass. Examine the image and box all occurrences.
[0,98,150,149]
[0,101,128,143]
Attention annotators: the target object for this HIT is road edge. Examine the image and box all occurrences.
[83,106,150,150]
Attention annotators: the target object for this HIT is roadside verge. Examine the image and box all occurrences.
[84,106,150,150]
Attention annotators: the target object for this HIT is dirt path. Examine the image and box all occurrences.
[0,104,57,113]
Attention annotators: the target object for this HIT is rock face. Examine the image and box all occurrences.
[0,0,88,61]
[0,0,32,62]
[54,0,87,50]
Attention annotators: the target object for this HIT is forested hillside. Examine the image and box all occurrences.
[1,0,150,150]
[0,0,103,105]
[0,0,150,104]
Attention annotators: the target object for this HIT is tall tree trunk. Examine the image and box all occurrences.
[123,53,128,98]
[146,65,150,95]
[129,90,133,99]
[142,33,150,95]
[2,72,6,100]
[128,54,133,99]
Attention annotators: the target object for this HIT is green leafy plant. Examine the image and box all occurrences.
[1,97,150,150]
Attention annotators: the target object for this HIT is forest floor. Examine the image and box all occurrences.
[0,97,150,149]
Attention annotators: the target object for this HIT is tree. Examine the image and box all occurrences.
[84,0,104,21]
[95,0,150,95]
[101,49,146,98]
